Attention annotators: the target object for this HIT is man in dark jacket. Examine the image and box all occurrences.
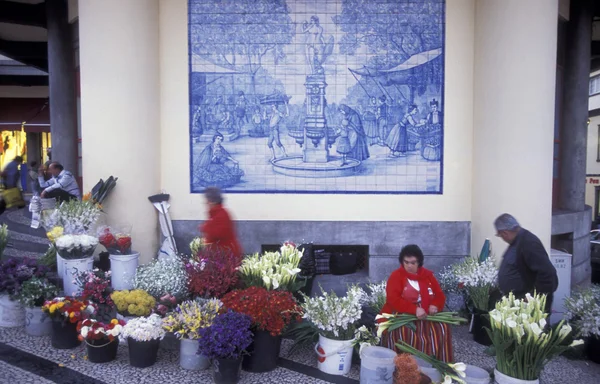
[494,213,558,313]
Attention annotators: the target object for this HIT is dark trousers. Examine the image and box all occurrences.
[45,189,77,203]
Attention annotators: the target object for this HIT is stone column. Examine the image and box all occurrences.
[472,0,558,253]
[79,0,160,263]
[558,0,593,211]
[46,0,78,175]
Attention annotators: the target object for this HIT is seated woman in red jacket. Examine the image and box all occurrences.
[380,244,453,362]
[199,187,242,258]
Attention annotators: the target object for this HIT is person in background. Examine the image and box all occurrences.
[38,162,81,202]
[494,213,558,313]
[27,161,41,195]
[1,156,23,189]
[380,244,453,362]
[199,186,242,258]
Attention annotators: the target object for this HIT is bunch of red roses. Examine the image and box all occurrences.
[76,269,115,309]
[221,286,303,336]
[98,226,132,254]
[187,247,242,299]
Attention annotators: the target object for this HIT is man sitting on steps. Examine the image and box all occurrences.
[38,162,81,202]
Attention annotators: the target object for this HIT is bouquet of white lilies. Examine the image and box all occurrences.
[487,292,583,381]
[239,242,303,291]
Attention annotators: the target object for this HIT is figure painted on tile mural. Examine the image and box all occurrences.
[376,95,389,146]
[426,99,443,127]
[335,120,352,166]
[385,105,425,158]
[191,105,204,141]
[338,104,369,162]
[265,103,289,161]
[218,105,233,133]
[195,133,243,188]
[198,133,239,169]
[362,96,379,145]
[249,107,265,137]
[235,91,248,134]
[302,16,334,75]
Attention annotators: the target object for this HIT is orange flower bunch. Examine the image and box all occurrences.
[42,297,95,324]
[393,353,423,384]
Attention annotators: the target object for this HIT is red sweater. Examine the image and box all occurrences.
[199,204,242,258]
[380,267,446,315]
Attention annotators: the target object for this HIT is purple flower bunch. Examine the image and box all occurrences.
[0,258,48,298]
[197,310,253,360]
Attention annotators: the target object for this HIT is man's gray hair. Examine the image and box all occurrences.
[204,186,223,205]
[494,213,521,231]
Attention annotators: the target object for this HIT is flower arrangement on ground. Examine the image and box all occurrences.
[111,289,156,317]
[300,285,363,340]
[361,281,387,313]
[451,255,498,312]
[121,314,166,342]
[376,312,467,338]
[75,269,115,321]
[0,257,48,299]
[564,284,600,338]
[133,258,188,300]
[197,310,253,360]
[98,225,133,255]
[239,242,303,291]
[187,247,242,298]
[42,199,102,235]
[352,325,381,353]
[487,292,583,381]
[54,234,99,259]
[189,237,205,256]
[162,298,222,339]
[221,286,302,336]
[78,318,125,344]
[42,297,95,324]
[14,277,58,308]
[396,340,467,384]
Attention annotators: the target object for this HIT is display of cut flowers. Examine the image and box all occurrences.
[46,226,64,243]
[239,242,303,291]
[221,286,303,336]
[121,314,166,342]
[75,269,115,321]
[98,225,133,255]
[196,310,253,360]
[396,339,467,384]
[42,297,96,324]
[189,237,205,256]
[360,281,387,313]
[154,293,178,317]
[376,312,468,338]
[488,292,583,381]
[187,247,242,298]
[162,298,222,340]
[352,325,381,354]
[42,199,102,235]
[451,254,498,312]
[54,234,99,259]
[300,285,364,340]
[14,277,58,308]
[133,258,189,300]
[564,284,600,338]
[0,257,48,298]
[78,318,126,344]
[111,289,156,317]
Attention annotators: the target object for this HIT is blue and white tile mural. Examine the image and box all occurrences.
[188,0,445,194]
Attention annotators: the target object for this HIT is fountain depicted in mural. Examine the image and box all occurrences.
[188,0,445,194]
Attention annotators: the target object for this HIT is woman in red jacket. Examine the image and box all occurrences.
[380,244,453,362]
[199,187,242,258]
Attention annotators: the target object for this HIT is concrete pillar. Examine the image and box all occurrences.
[46,0,78,176]
[79,0,160,263]
[472,0,558,255]
[558,0,593,211]
[26,132,41,167]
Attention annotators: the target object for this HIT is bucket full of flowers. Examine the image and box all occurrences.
[14,277,58,336]
[162,298,223,370]
[121,314,166,368]
[54,234,99,296]
[564,284,600,364]
[42,296,95,349]
[238,242,303,292]
[111,289,156,318]
[98,225,138,291]
[487,292,583,384]
[221,286,303,372]
[78,318,125,363]
[187,247,241,299]
[133,258,189,301]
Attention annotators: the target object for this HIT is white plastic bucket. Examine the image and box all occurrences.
[464,365,491,384]
[420,367,442,383]
[109,252,139,291]
[494,369,539,384]
[63,256,94,296]
[25,306,52,336]
[180,338,210,370]
[314,334,354,375]
[56,253,65,279]
[359,346,396,384]
[0,294,26,327]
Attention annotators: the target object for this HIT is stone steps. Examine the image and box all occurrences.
[0,205,48,261]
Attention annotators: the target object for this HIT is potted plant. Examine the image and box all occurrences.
[187,247,242,299]
[133,258,189,300]
[300,285,363,376]
[78,318,125,363]
[238,242,304,291]
[14,277,58,336]
[487,292,583,384]
[111,289,156,318]
[98,225,138,291]
[42,297,96,349]
[565,285,600,363]
[162,298,222,370]
[121,314,166,368]
[452,255,498,345]
[54,234,99,296]
[221,286,302,372]
[197,310,253,384]
[75,269,116,322]
[0,257,48,328]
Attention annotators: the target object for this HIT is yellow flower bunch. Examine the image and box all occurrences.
[111,289,156,316]
[162,299,222,340]
[46,226,64,243]
[46,301,65,314]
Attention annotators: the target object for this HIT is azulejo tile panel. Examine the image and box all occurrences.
[188,0,445,194]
